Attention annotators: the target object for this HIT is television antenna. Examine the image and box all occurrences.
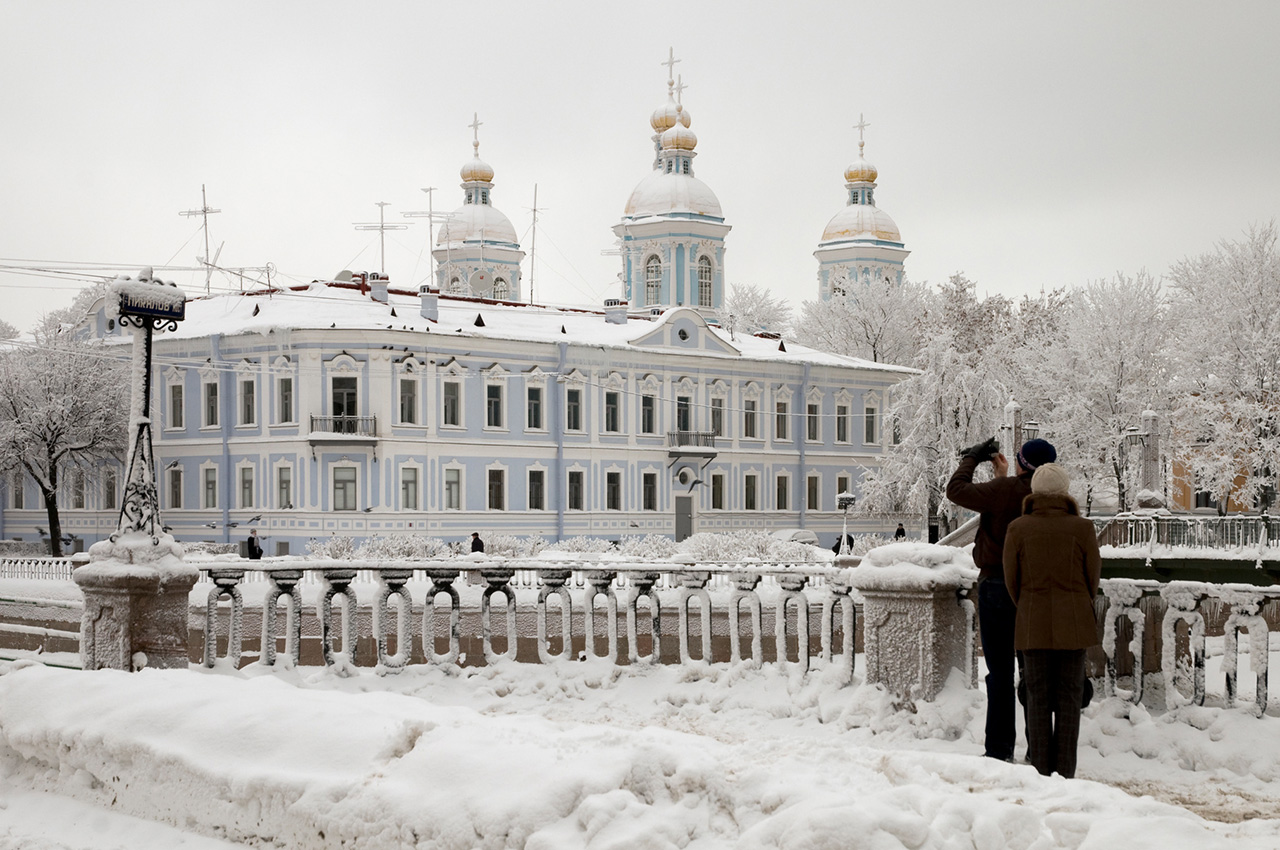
[403,186,453,287]
[179,184,221,295]
[353,202,410,275]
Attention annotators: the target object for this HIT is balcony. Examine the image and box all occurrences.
[667,430,717,460]
[308,415,378,447]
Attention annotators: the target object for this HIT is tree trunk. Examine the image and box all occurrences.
[43,490,62,558]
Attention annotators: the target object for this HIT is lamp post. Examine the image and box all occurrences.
[1003,399,1024,458]
[837,491,856,556]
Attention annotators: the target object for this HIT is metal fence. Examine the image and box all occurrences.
[1094,515,1279,550]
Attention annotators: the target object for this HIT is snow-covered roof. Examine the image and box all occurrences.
[622,171,723,220]
[820,203,902,246]
[159,282,916,375]
[437,203,519,249]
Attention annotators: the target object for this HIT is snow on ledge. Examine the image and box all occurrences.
[847,542,978,592]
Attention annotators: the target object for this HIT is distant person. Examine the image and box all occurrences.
[831,533,855,555]
[1003,463,1100,778]
[470,532,485,553]
[946,436,1057,762]
[246,529,263,561]
[894,523,906,541]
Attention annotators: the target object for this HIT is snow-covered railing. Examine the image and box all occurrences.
[0,558,76,581]
[198,558,858,678]
[1095,514,1279,551]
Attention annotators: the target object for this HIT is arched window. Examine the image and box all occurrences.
[492,278,508,300]
[449,276,462,293]
[645,256,662,305]
[697,256,713,307]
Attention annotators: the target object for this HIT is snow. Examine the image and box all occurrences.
[2,643,1277,849]
[848,542,979,592]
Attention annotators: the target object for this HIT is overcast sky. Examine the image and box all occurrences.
[1,1,1277,334]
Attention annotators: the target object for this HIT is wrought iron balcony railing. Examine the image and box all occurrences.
[310,415,377,437]
[666,430,717,449]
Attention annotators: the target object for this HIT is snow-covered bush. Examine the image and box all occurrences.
[845,534,892,557]
[678,530,773,561]
[484,534,526,558]
[617,534,679,559]
[354,534,450,561]
[546,535,615,554]
[181,541,239,557]
[306,535,356,560]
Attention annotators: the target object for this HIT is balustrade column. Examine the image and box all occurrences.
[821,573,855,680]
[422,568,462,664]
[480,567,518,663]
[1218,589,1270,716]
[775,574,810,674]
[677,571,712,663]
[626,572,662,665]
[319,568,359,668]
[583,570,618,661]
[1160,582,1206,709]
[536,570,574,663]
[729,572,763,667]
[1101,579,1154,703]
[202,567,245,668]
[261,569,303,666]
[373,568,415,673]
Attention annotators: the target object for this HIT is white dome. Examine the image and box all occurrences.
[438,203,519,248]
[820,204,901,244]
[623,171,723,219]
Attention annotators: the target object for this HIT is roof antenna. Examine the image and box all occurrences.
[179,184,221,295]
[354,202,411,276]
[403,187,450,288]
[526,184,542,305]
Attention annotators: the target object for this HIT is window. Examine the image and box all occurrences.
[643,472,657,511]
[744,399,758,438]
[169,384,183,429]
[711,474,724,509]
[71,470,85,509]
[10,474,22,510]
[204,468,217,509]
[240,379,255,426]
[604,392,620,433]
[807,403,820,442]
[103,469,116,511]
[240,467,254,509]
[892,414,901,446]
[332,377,357,432]
[401,467,418,510]
[710,398,724,437]
[568,470,584,510]
[487,469,505,510]
[279,378,294,423]
[493,278,508,300]
[837,475,850,499]
[527,386,543,430]
[836,404,849,443]
[807,476,820,510]
[645,256,661,305]
[775,401,788,441]
[641,395,656,434]
[442,381,460,426]
[333,467,357,511]
[566,388,582,431]
[697,256,713,308]
[676,396,691,432]
[399,378,417,424]
[168,468,183,509]
[864,405,879,445]
[444,468,461,510]
[776,475,789,511]
[606,472,622,510]
[1194,490,1218,510]
[486,384,503,428]
[744,474,758,511]
[529,469,545,510]
[277,467,292,509]
[203,382,218,427]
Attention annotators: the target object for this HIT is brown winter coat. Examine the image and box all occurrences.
[945,456,1033,581]
[1002,493,1101,651]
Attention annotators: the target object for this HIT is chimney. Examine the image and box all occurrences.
[604,298,628,325]
[370,272,388,304]
[419,285,439,321]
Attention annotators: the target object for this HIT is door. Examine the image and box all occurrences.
[675,495,693,541]
[332,377,357,433]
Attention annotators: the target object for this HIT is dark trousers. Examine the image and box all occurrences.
[1023,649,1087,778]
[978,579,1020,760]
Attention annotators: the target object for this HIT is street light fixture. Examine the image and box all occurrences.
[1023,420,1040,441]
[837,492,856,556]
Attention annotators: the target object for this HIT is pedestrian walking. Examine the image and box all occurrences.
[246,529,263,561]
[470,532,485,553]
[894,523,906,540]
[1003,463,1100,778]
[946,436,1057,761]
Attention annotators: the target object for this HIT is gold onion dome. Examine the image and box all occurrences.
[461,156,494,183]
[845,148,878,183]
[661,107,697,151]
[650,96,691,132]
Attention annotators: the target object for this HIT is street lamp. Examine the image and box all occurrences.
[1023,420,1040,441]
[837,492,856,556]
[1124,411,1162,505]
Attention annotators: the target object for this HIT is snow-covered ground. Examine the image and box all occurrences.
[1,641,1278,850]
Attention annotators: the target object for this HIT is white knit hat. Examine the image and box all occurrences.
[1030,463,1071,496]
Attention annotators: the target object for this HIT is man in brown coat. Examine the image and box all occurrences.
[1003,463,1101,778]
[946,436,1057,761]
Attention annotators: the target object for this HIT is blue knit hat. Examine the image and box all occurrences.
[1017,438,1057,472]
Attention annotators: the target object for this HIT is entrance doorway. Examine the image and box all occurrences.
[675,495,693,541]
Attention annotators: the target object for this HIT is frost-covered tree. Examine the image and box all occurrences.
[1014,273,1171,512]
[1166,224,1280,512]
[856,276,1014,534]
[722,283,792,338]
[0,323,127,556]
[0,321,18,341]
[794,277,927,364]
